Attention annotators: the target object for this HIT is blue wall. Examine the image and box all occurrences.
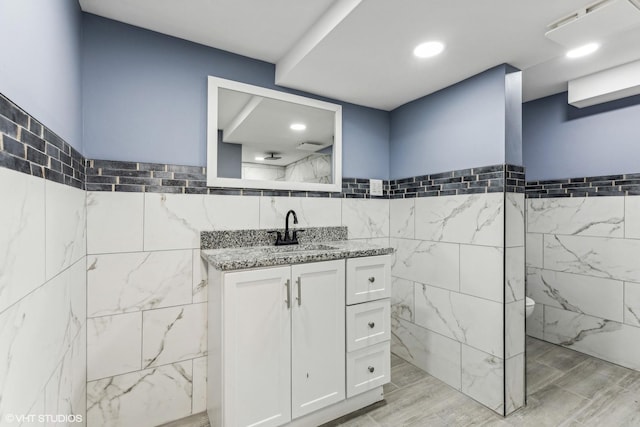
[505,68,522,166]
[0,0,83,151]
[389,65,512,179]
[523,92,640,181]
[82,14,389,179]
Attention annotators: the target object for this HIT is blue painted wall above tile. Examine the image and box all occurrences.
[389,65,517,179]
[81,14,390,179]
[0,0,83,151]
[523,92,640,181]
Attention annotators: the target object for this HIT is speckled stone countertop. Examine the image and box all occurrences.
[201,239,393,271]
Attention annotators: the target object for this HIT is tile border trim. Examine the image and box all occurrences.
[387,164,525,198]
[526,174,640,198]
[0,93,86,189]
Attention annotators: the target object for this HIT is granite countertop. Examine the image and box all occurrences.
[201,240,393,271]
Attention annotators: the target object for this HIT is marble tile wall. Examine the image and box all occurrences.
[283,153,332,184]
[0,166,87,425]
[525,195,640,372]
[390,187,525,416]
[85,190,389,426]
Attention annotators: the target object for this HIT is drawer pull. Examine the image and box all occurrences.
[368,321,375,329]
[368,366,375,373]
[368,277,375,283]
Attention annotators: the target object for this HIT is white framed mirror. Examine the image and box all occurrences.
[207,76,342,192]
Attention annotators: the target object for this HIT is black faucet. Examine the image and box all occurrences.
[285,209,297,241]
[268,209,304,245]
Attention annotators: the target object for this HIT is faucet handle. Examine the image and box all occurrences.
[292,229,305,242]
[267,230,283,244]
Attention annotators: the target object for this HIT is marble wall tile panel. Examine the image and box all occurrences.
[414,283,503,357]
[259,196,341,230]
[543,234,640,283]
[625,195,640,239]
[0,167,45,314]
[68,259,87,333]
[45,181,86,280]
[45,323,87,424]
[355,237,391,248]
[461,345,504,413]
[389,198,415,239]
[142,303,207,368]
[87,313,142,381]
[624,282,640,327]
[505,246,525,303]
[391,277,414,322]
[527,196,624,237]
[526,268,624,322]
[460,245,503,302]
[415,193,504,246]
[192,357,207,414]
[0,258,85,419]
[87,250,192,317]
[86,361,192,427]
[543,306,640,371]
[526,303,544,340]
[525,233,543,268]
[390,238,459,291]
[505,300,525,358]
[283,153,332,183]
[24,393,46,427]
[505,353,525,415]
[342,198,390,239]
[391,316,461,390]
[144,193,260,250]
[192,249,207,303]
[505,193,525,247]
[86,191,144,254]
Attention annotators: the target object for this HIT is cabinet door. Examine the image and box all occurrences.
[291,260,346,419]
[223,266,291,427]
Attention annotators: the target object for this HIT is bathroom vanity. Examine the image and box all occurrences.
[201,228,392,427]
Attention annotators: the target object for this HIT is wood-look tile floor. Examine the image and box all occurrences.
[165,337,640,427]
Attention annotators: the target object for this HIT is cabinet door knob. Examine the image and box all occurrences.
[368,276,375,283]
[368,321,375,329]
[368,366,375,373]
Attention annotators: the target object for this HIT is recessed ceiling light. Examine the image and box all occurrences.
[290,123,306,131]
[566,43,599,59]
[254,156,264,161]
[413,41,445,58]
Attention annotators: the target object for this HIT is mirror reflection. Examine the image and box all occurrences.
[217,88,335,184]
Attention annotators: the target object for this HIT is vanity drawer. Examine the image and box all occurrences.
[346,299,390,352]
[346,255,391,305]
[346,341,390,398]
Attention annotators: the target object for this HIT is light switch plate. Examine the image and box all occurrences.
[370,179,383,196]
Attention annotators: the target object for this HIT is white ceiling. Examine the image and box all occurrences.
[218,88,334,166]
[79,0,640,110]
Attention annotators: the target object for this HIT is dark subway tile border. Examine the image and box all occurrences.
[526,173,640,198]
[387,164,525,198]
[0,93,86,189]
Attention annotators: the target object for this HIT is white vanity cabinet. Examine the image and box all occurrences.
[208,259,346,427]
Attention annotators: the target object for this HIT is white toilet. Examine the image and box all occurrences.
[525,297,536,318]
